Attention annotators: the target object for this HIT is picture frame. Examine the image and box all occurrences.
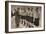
[5,1,45,33]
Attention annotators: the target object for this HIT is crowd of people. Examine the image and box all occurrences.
[11,6,41,28]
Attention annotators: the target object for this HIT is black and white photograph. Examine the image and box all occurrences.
[5,1,45,33]
[11,5,41,28]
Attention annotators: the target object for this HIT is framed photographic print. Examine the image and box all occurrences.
[5,1,45,33]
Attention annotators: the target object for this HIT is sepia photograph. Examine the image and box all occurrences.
[11,5,41,28]
[5,1,45,33]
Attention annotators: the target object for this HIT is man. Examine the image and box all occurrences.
[11,8,20,28]
[33,7,40,26]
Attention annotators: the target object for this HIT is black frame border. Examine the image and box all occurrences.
[5,1,45,33]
